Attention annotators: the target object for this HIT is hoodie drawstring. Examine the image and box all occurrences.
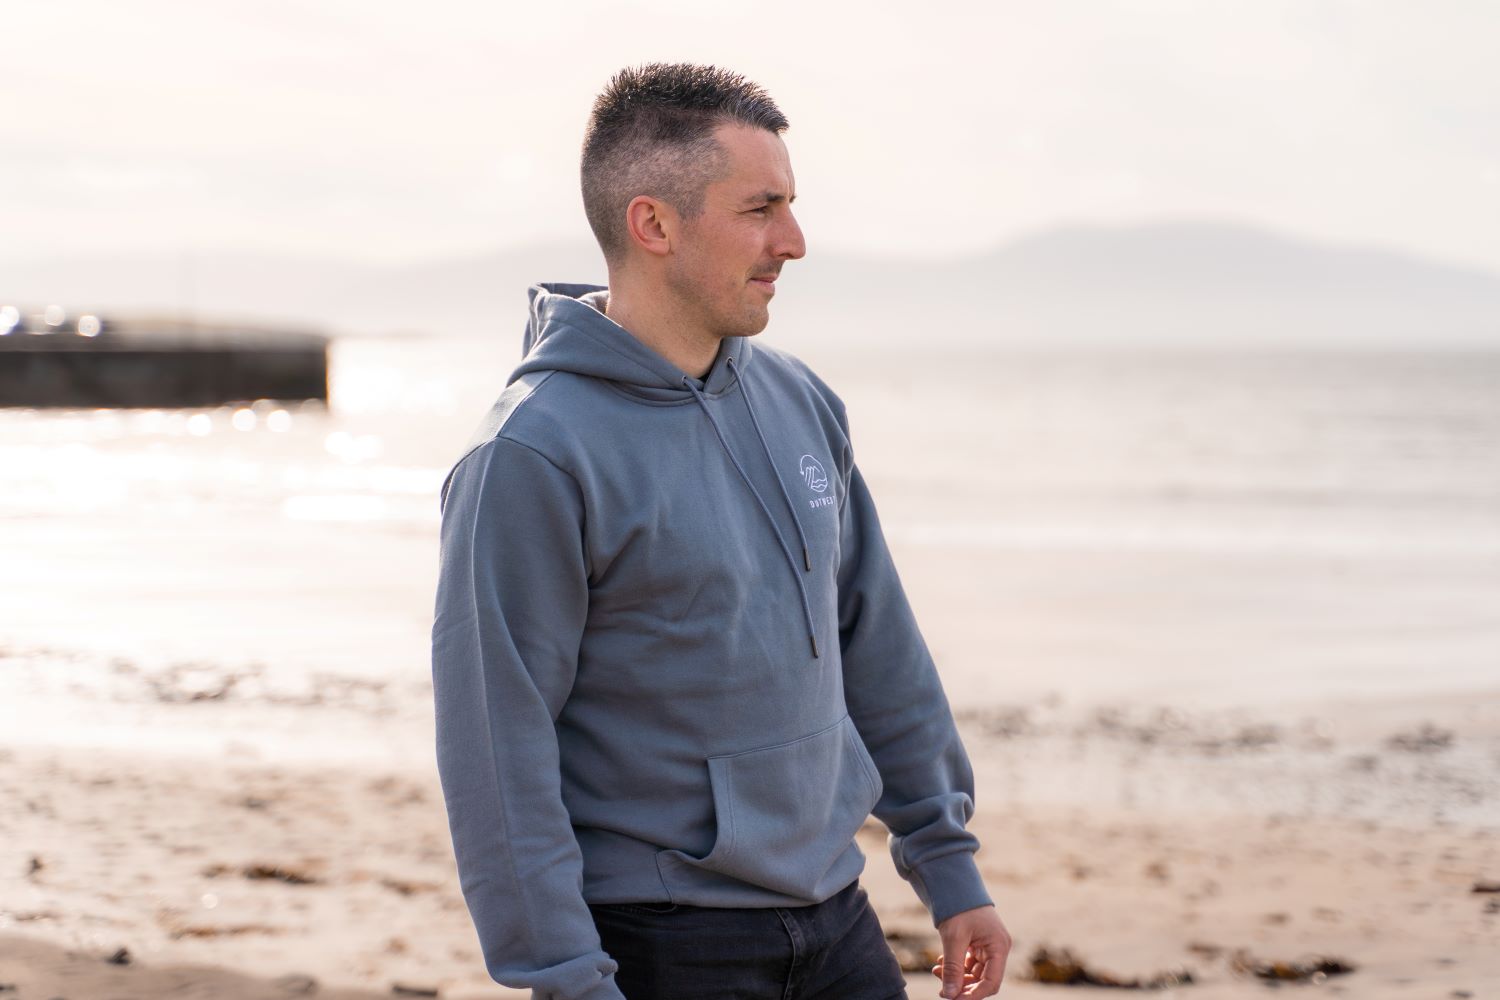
[682,359,820,660]
[729,356,814,574]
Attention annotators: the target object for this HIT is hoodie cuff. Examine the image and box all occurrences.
[909,850,994,927]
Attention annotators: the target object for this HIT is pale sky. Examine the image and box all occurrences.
[4,0,1497,272]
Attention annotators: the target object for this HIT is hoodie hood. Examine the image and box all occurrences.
[512,281,754,401]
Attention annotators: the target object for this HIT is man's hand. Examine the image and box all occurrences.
[929,904,1010,998]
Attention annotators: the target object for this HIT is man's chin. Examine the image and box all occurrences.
[741,304,772,337]
[713,315,769,341]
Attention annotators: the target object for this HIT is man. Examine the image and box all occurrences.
[431,62,1010,1000]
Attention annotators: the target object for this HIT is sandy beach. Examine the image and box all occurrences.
[1,637,1496,999]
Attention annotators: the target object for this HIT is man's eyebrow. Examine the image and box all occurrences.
[741,191,797,206]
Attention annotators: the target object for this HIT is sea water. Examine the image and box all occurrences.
[1,334,1496,729]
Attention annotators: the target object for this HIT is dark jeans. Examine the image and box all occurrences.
[587,878,910,1000]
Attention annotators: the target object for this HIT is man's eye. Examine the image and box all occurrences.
[751,206,769,214]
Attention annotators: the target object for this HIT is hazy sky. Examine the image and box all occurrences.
[4,1,1497,271]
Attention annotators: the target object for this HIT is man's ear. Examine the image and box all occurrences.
[623,195,676,259]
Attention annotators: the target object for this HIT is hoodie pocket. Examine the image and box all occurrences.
[656,713,883,900]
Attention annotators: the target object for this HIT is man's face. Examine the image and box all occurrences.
[665,122,806,340]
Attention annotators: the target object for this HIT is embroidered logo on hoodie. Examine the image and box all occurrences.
[799,454,829,493]
[800,454,835,509]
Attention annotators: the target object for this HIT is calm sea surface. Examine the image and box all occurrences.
[2,335,1497,714]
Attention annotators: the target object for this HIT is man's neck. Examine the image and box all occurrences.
[602,279,721,381]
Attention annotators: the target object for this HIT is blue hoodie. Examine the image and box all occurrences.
[431,282,992,1000]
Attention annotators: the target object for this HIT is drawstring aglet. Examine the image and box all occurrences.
[802,545,812,572]
[810,632,820,658]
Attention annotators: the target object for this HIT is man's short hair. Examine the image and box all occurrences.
[581,62,789,268]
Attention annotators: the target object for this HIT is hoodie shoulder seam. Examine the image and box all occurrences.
[460,369,557,451]
[437,426,583,520]
[438,370,564,511]
[486,375,586,486]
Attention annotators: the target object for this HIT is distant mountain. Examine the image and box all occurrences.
[4,220,1498,349]
[784,220,1500,350]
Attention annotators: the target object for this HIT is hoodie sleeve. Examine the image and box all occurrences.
[834,441,995,928]
[431,435,625,1000]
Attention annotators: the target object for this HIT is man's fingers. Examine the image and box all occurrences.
[970,955,1003,998]
[931,948,1008,998]
[971,947,1010,998]
[929,963,980,983]
[940,956,967,999]
[937,940,971,999]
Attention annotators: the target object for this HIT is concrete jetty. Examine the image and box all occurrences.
[0,306,329,408]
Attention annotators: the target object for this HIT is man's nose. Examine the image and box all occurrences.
[775,212,807,260]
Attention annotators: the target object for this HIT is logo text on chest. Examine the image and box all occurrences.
[807,496,836,509]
